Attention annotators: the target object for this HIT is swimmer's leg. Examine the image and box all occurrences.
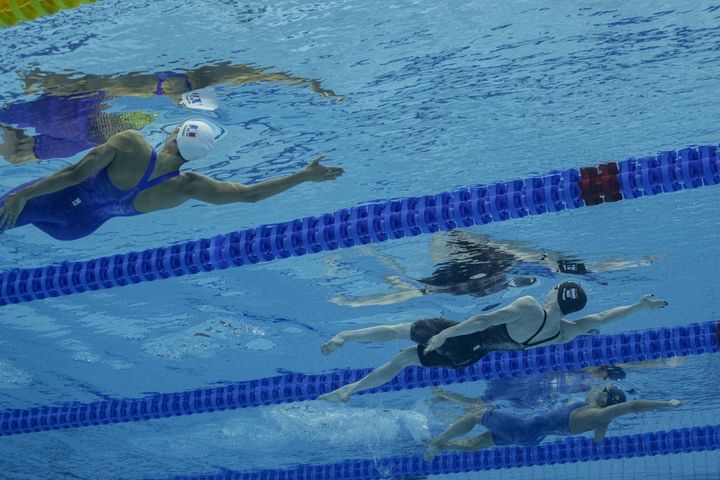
[425,406,488,460]
[0,126,38,164]
[427,432,496,459]
[318,345,420,403]
[330,275,425,307]
[321,322,412,355]
[330,288,425,308]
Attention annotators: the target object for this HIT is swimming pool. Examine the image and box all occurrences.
[0,0,719,478]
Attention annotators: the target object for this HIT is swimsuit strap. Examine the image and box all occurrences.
[154,71,193,95]
[521,309,562,347]
[134,148,180,192]
[142,170,180,189]
[136,148,158,187]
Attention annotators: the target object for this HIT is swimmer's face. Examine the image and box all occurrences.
[545,284,560,305]
[594,387,613,407]
[166,127,180,144]
[164,127,183,158]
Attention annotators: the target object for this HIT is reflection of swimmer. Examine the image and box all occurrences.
[0,95,157,163]
[424,386,686,460]
[0,120,343,240]
[318,284,667,403]
[433,356,684,409]
[330,230,655,308]
[432,365,628,409]
[21,63,342,100]
[0,63,343,164]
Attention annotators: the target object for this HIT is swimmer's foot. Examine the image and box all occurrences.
[317,386,352,403]
[424,441,444,461]
[320,334,345,355]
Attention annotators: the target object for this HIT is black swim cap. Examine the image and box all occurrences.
[604,385,627,406]
[556,281,587,315]
[603,365,627,381]
[557,261,588,275]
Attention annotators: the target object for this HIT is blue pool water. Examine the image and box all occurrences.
[0,1,719,478]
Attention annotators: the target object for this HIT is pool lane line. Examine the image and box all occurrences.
[155,423,720,479]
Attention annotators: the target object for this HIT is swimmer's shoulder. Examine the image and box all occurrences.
[106,130,148,154]
[510,295,543,313]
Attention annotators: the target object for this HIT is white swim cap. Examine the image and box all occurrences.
[180,89,219,111]
[176,120,215,161]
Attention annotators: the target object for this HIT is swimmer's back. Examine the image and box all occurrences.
[103,130,187,213]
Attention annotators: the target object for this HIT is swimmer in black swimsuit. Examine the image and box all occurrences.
[318,283,667,403]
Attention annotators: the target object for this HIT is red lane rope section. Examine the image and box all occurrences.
[579,162,621,206]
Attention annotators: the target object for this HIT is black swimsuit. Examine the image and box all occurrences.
[519,309,562,347]
[412,309,559,369]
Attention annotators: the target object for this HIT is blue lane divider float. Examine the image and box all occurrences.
[1,144,718,306]
[162,423,720,480]
[2,321,717,437]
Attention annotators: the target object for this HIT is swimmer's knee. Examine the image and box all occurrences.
[469,406,486,422]
[472,432,495,449]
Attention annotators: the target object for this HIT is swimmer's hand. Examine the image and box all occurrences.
[309,80,346,101]
[424,333,447,355]
[638,294,668,310]
[301,154,344,182]
[0,192,27,231]
[668,399,688,408]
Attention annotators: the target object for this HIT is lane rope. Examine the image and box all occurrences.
[160,423,720,479]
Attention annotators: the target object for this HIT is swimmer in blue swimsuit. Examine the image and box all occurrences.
[318,284,667,403]
[424,386,686,459]
[0,92,158,163]
[0,120,344,240]
[432,364,626,409]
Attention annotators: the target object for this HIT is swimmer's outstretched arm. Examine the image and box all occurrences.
[0,142,117,230]
[183,154,343,204]
[558,294,668,342]
[600,399,685,421]
[423,297,536,354]
[578,399,686,443]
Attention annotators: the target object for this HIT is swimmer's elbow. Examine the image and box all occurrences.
[229,184,265,203]
[212,185,259,204]
[184,175,255,205]
[64,165,85,184]
[237,186,262,203]
[67,157,97,184]
[219,184,259,204]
